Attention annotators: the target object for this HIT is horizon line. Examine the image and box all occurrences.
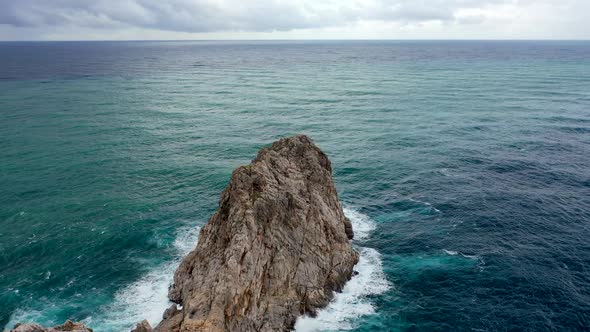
[1,38,589,43]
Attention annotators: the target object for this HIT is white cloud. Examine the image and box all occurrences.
[0,0,588,40]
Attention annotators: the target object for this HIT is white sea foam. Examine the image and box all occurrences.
[443,249,459,256]
[443,249,480,261]
[6,309,43,331]
[342,207,375,240]
[295,207,390,331]
[90,225,200,331]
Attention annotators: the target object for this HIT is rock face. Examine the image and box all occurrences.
[154,134,359,332]
[9,320,93,332]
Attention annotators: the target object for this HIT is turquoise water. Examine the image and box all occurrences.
[1,41,590,331]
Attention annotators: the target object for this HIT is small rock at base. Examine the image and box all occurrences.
[162,304,179,320]
[9,320,93,332]
[131,320,153,332]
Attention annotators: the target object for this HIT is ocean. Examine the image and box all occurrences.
[0,40,589,331]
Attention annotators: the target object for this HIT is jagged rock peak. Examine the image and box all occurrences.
[153,134,359,332]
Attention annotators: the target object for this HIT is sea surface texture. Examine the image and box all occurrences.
[1,41,589,331]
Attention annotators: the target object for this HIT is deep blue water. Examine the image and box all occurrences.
[1,41,589,331]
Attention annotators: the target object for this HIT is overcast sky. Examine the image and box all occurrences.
[0,0,588,40]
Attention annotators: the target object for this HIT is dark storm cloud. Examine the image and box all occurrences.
[0,0,512,33]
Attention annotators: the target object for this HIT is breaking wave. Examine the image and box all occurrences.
[295,207,390,331]
[88,226,200,331]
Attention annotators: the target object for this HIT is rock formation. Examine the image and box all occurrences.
[131,320,154,332]
[10,135,358,332]
[151,134,359,331]
[9,320,92,332]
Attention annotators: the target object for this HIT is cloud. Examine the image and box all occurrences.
[0,0,513,32]
[0,0,588,39]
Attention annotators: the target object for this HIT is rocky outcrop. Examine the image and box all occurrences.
[9,320,92,332]
[152,134,359,332]
[131,320,154,332]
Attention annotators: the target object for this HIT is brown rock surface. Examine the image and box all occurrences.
[154,134,359,332]
[131,320,154,332]
[9,320,93,332]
